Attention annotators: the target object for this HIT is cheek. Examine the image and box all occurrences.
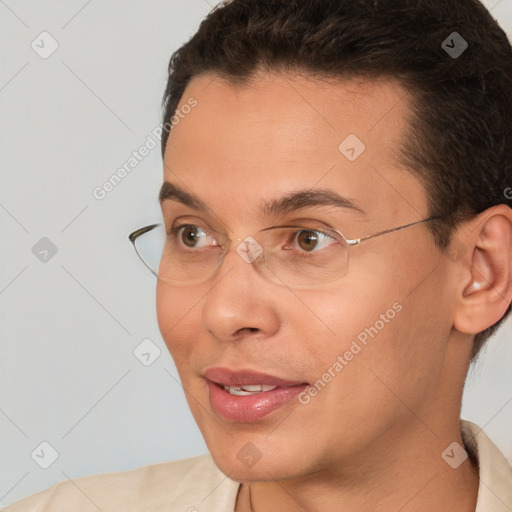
[155,283,174,340]
[288,284,447,457]
[300,246,449,398]
[156,283,202,365]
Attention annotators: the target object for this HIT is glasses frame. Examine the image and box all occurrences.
[128,215,442,282]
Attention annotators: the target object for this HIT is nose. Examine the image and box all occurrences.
[200,242,281,342]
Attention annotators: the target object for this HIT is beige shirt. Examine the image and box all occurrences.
[4,420,512,511]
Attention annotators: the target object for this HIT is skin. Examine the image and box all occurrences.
[156,69,512,512]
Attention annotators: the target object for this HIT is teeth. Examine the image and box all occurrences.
[223,384,278,395]
[242,384,277,392]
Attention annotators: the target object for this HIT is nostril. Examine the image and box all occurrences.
[236,327,259,336]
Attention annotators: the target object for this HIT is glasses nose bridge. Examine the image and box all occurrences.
[215,230,267,273]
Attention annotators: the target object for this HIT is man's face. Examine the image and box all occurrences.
[157,71,457,481]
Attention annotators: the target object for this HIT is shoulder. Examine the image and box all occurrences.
[3,454,240,512]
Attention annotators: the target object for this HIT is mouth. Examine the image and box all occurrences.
[203,367,310,422]
[221,383,281,395]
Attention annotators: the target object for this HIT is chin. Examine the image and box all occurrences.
[210,453,296,483]
[204,433,309,483]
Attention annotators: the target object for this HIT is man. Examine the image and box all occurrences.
[5,0,512,510]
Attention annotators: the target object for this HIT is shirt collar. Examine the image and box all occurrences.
[461,420,512,512]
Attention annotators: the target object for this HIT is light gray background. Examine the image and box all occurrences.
[1,0,511,506]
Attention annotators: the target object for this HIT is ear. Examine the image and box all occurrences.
[453,205,512,335]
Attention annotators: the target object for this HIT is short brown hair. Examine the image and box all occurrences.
[161,0,512,360]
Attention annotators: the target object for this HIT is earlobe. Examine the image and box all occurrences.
[453,206,512,335]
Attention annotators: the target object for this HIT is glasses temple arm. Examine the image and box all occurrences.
[345,216,442,246]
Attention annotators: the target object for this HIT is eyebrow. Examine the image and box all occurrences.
[159,181,365,217]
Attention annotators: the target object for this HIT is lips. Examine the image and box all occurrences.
[204,367,309,423]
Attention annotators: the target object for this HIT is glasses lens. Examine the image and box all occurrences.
[258,226,349,289]
[132,224,349,288]
[134,223,224,286]
[132,224,165,277]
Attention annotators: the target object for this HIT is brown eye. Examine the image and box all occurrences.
[171,224,219,250]
[288,227,339,255]
[181,226,202,248]
[296,230,319,252]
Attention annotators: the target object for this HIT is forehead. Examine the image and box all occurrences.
[163,71,427,225]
